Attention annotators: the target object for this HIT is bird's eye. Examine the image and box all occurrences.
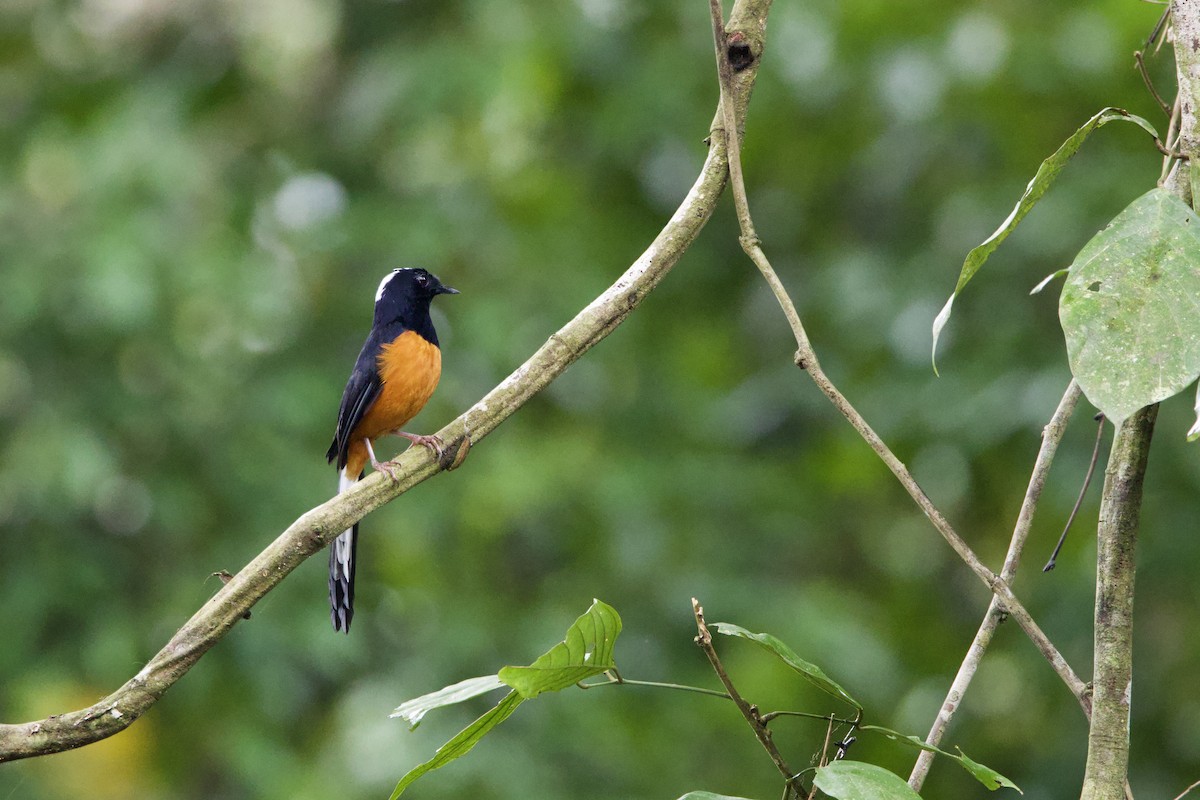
[416,274,428,286]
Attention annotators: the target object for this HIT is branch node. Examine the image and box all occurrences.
[441,433,473,471]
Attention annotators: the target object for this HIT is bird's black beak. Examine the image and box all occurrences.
[437,284,460,295]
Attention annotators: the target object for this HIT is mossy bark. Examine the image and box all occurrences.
[1079,406,1157,800]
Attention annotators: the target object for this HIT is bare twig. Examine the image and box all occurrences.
[693,598,799,794]
[909,380,1083,791]
[1147,4,1172,48]
[805,717,837,800]
[1161,93,1184,188]
[0,0,778,764]
[707,0,1088,712]
[1135,49,1173,119]
[1173,778,1200,800]
[1044,412,1107,572]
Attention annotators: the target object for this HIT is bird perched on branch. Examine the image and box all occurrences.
[326,267,458,633]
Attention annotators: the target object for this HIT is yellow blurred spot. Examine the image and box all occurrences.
[19,683,162,799]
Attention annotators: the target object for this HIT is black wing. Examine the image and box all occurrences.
[327,337,384,469]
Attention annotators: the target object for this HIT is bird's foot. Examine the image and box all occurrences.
[364,438,403,482]
[370,456,403,482]
[395,431,444,458]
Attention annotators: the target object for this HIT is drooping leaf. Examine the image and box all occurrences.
[956,748,1022,793]
[710,622,860,709]
[499,599,622,698]
[391,600,622,796]
[859,725,941,755]
[1030,268,1069,295]
[390,675,507,729]
[1059,188,1200,422]
[932,108,1160,371]
[812,761,922,800]
[389,691,525,798]
[859,726,1021,793]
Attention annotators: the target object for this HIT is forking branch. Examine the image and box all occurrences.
[705,0,1088,711]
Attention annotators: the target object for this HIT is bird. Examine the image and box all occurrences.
[326,267,458,633]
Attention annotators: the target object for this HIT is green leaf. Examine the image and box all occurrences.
[389,691,525,799]
[390,675,507,730]
[390,600,622,796]
[859,726,1021,793]
[499,599,622,698]
[956,748,1022,793]
[710,622,860,709]
[1059,188,1200,422]
[860,725,942,755]
[932,108,1160,372]
[675,793,760,800]
[813,761,922,800]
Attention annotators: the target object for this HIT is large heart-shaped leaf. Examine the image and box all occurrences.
[1059,188,1200,422]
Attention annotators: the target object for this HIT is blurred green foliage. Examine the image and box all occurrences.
[1,1,1198,798]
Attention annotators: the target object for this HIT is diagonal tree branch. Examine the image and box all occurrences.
[706,0,1088,718]
[0,0,775,764]
[909,380,1083,792]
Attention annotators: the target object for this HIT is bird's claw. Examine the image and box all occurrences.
[396,431,444,459]
[371,457,403,482]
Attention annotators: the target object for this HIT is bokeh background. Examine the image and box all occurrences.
[2,0,1198,798]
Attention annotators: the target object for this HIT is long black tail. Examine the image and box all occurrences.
[329,470,360,632]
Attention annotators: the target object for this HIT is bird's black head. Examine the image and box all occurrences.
[372,267,458,326]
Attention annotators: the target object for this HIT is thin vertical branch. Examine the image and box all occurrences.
[909,380,1083,792]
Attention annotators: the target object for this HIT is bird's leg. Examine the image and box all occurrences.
[364,438,402,482]
[393,430,444,458]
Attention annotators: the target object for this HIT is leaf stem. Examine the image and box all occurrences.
[759,710,859,726]
[576,677,733,700]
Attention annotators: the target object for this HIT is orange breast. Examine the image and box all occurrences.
[344,330,442,475]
